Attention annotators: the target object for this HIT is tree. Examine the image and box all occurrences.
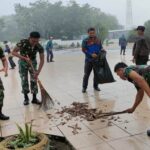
[96,24,108,43]
[0,18,5,39]
[0,0,121,41]
[145,20,150,38]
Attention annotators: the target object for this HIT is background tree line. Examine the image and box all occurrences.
[0,0,122,41]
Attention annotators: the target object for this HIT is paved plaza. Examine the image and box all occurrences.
[1,48,150,150]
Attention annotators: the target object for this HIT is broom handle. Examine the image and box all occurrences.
[26,56,43,88]
[99,110,127,118]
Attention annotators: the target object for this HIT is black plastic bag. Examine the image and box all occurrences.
[94,51,115,84]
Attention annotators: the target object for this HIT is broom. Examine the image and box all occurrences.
[98,110,127,118]
[27,56,54,110]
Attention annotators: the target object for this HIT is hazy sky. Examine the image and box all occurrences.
[0,0,149,26]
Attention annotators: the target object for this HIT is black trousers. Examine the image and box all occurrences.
[120,47,126,55]
[82,61,98,89]
[8,57,16,68]
[136,56,148,65]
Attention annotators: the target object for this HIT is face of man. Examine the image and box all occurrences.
[137,30,144,36]
[50,37,53,40]
[29,38,40,46]
[116,69,127,80]
[88,30,96,38]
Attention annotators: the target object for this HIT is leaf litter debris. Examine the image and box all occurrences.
[46,102,129,135]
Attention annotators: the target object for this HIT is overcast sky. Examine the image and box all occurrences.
[0,0,149,26]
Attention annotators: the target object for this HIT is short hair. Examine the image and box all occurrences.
[88,27,95,33]
[114,62,128,72]
[30,32,41,38]
[136,26,145,32]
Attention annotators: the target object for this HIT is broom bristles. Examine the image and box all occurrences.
[27,58,54,110]
[38,81,54,111]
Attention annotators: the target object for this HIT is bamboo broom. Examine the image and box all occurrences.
[27,57,54,110]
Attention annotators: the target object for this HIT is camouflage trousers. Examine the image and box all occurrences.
[19,60,38,94]
[0,78,4,106]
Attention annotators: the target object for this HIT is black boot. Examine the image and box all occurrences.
[32,94,41,105]
[0,105,9,120]
[82,88,86,93]
[24,94,29,105]
[94,86,101,91]
[147,130,150,136]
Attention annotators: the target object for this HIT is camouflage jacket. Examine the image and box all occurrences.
[16,39,44,60]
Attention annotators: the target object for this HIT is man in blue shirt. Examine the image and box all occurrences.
[82,27,103,93]
[46,36,54,62]
[119,34,127,55]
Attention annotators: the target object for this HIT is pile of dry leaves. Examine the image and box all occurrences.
[56,102,106,121]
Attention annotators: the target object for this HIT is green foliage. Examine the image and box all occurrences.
[96,24,108,43]
[7,122,38,149]
[127,30,137,42]
[0,0,120,41]
[145,20,150,39]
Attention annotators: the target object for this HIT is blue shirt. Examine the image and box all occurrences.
[46,40,53,51]
[82,36,102,62]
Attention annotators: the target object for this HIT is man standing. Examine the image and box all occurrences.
[132,26,150,65]
[46,36,54,62]
[119,34,127,55]
[82,27,103,93]
[0,47,9,120]
[5,44,16,69]
[12,32,44,105]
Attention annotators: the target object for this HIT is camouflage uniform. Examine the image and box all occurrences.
[16,39,44,94]
[0,48,5,106]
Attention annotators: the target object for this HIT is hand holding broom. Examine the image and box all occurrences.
[26,56,54,110]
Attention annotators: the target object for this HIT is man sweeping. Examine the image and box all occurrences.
[0,47,9,120]
[114,62,150,136]
[114,62,150,113]
[12,32,44,105]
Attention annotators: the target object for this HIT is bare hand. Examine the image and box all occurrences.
[124,108,135,114]
[34,71,39,80]
[23,57,31,64]
[92,53,98,58]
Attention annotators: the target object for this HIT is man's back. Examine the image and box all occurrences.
[119,37,127,47]
[133,36,150,57]
[46,40,53,50]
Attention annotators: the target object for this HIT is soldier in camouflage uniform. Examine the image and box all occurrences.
[114,62,150,113]
[12,32,44,105]
[0,47,9,120]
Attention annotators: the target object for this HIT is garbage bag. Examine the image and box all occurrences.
[94,51,115,84]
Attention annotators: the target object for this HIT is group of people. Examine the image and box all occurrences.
[0,32,56,120]
[0,32,46,120]
[0,26,149,132]
[82,26,150,135]
[82,26,150,115]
